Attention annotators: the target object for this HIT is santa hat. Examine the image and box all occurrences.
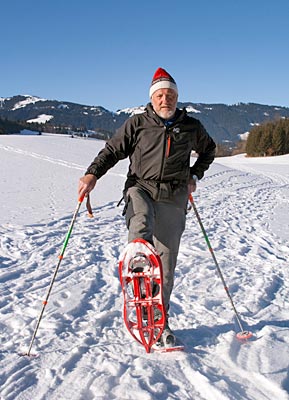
[149,67,178,98]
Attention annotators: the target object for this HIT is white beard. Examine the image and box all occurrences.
[156,109,176,120]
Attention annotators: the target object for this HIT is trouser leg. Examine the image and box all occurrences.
[125,186,155,244]
[153,202,186,311]
[125,186,186,311]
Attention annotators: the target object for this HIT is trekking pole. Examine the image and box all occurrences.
[188,194,252,340]
[22,195,85,357]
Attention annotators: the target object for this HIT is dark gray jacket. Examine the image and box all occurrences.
[86,104,216,201]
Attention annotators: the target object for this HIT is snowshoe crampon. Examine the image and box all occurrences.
[151,325,185,353]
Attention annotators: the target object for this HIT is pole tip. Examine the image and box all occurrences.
[18,352,39,358]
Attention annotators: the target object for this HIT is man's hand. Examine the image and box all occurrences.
[78,174,97,199]
[188,177,197,194]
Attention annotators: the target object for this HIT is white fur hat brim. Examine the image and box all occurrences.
[149,80,178,98]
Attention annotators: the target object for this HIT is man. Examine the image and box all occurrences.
[78,67,216,347]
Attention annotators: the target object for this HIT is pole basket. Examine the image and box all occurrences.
[236,331,253,340]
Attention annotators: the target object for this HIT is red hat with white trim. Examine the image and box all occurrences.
[149,67,178,98]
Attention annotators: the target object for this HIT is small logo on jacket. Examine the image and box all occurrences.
[173,127,180,133]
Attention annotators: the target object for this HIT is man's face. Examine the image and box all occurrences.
[151,88,178,120]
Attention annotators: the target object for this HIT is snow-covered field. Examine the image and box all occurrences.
[1,133,289,400]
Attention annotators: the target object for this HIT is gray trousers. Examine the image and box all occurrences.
[125,186,186,312]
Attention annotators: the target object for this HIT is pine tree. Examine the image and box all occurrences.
[259,123,273,156]
[246,127,262,156]
[272,122,286,155]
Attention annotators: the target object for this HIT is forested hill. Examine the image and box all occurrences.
[1,95,289,143]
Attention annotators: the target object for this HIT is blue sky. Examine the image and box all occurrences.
[1,0,289,111]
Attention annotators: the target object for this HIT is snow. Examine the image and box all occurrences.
[186,106,201,114]
[0,97,11,105]
[239,131,249,140]
[27,114,54,124]
[1,134,289,400]
[58,104,69,110]
[11,95,47,111]
[116,106,146,116]
[89,107,105,115]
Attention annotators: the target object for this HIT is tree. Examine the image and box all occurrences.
[246,127,262,156]
[259,123,273,156]
[272,123,286,155]
[246,118,289,157]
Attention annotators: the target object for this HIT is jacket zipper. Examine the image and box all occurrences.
[160,126,170,180]
[165,134,171,158]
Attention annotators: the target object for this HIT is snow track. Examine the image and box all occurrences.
[1,135,289,399]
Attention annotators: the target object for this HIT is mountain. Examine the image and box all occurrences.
[0,95,121,139]
[1,95,289,143]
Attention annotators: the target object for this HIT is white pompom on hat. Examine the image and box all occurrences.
[149,67,178,98]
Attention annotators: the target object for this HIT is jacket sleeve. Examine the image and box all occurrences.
[190,121,216,180]
[85,118,135,179]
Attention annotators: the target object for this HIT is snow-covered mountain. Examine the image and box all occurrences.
[0,95,116,138]
[1,133,289,399]
[1,95,289,143]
